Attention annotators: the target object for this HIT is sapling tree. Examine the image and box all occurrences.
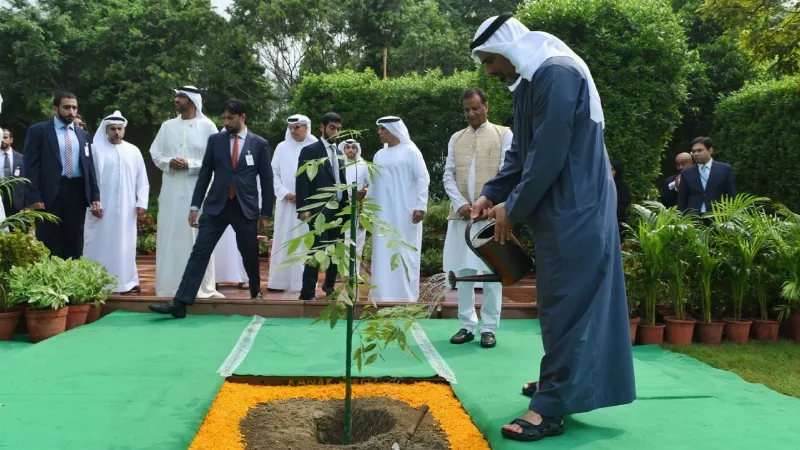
[277,131,432,444]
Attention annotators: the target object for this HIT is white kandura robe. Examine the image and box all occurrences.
[215,179,262,284]
[368,143,429,302]
[267,139,309,291]
[345,158,370,265]
[83,141,150,292]
[150,117,223,298]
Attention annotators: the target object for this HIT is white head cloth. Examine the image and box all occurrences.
[470,14,604,128]
[174,85,205,119]
[375,116,417,149]
[93,110,127,150]
[338,139,363,160]
[285,114,318,145]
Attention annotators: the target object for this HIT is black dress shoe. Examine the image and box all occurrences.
[481,332,497,348]
[148,301,187,319]
[251,292,263,299]
[450,328,475,344]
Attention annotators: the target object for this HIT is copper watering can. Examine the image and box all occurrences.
[447,220,534,290]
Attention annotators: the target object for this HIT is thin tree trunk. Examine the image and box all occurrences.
[382,47,388,80]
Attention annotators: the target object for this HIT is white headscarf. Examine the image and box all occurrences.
[174,85,205,119]
[338,139,363,161]
[376,116,419,151]
[285,114,318,145]
[470,14,604,128]
[93,110,128,214]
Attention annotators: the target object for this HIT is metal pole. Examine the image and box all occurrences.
[343,183,357,444]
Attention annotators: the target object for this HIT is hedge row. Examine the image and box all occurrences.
[714,76,800,212]
[290,0,690,200]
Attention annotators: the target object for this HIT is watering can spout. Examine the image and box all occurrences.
[447,220,534,289]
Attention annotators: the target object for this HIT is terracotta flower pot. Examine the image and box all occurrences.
[752,319,780,342]
[0,309,23,341]
[86,303,103,324]
[695,321,724,345]
[25,308,68,343]
[723,318,752,344]
[664,316,696,346]
[629,317,640,345]
[791,313,800,344]
[638,324,665,345]
[66,304,91,330]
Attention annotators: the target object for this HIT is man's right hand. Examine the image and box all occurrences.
[285,193,296,203]
[675,174,681,191]
[457,204,471,219]
[29,202,45,210]
[471,196,494,220]
[170,158,188,170]
[299,211,310,220]
[188,210,199,228]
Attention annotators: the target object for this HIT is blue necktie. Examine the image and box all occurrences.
[700,165,708,213]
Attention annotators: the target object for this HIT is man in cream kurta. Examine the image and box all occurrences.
[83,111,150,293]
[149,86,222,298]
[443,88,512,349]
[368,117,430,302]
[267,114,316,292]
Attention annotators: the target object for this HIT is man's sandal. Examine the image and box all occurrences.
[501,416,564,442]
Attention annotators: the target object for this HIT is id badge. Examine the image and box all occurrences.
[13,167,20,177]
[245,154,254,166]
[84,143,90,157]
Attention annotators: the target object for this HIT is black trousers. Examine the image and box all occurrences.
[300,207,345,299]
[35,177,86,259]
[175,198,261,304]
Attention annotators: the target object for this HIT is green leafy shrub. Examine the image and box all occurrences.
[420,248,444,277]
[7,257,116,310]
[713,75,800,212]
[68,259,117,306]
[0,231,50,311]
[136,234,156,254]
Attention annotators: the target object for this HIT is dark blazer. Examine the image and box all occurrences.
[660,175,678,208]
[191,129,274,220]
[23,118,99,207]
[2,150,27,210]
[295,140,347,219]
[677,160,736,213]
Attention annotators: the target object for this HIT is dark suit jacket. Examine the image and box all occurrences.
[295,140,348,220]
[191,129,274,220]
[677,161,736,213]
[2,150,27,210]
[23,118,99,207]
[660,175,678,208]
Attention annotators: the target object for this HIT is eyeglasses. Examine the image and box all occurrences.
[289,124,306,131]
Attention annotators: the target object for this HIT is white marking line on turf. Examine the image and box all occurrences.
[216,316,266,377]
[411,322,457,385]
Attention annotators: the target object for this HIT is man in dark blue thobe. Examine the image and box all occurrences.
[469,14,636,442]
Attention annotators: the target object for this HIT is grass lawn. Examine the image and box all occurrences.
[667,339,800,398]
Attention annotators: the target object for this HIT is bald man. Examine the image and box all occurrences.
[661,152,693,207]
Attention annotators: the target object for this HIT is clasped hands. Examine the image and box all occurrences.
[470,196,514,245]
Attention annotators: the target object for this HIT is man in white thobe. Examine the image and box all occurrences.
[267,114,316,292]
[368,117,430,302]
[149,86,222,298]
[443,88,512,349]
[83,111,150,293]
[339,139,370,273]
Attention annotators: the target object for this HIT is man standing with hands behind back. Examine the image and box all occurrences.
[149,99,274,318]
[24,92,102,259]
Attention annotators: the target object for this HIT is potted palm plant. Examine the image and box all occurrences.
[7,258,71,342]
[692,228,725,344]
[622,241,643,345]
[661,207,697,345]
[770,205,800,343]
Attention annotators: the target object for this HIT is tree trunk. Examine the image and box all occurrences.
[382,47,388,80]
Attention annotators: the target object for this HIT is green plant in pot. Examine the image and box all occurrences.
[692,228,724,345]
[659,206,698,345]
[7,257,72,343]
[748,210,781,341]
[770,205,800,343]
[710,194,770,344]
[64,259,117,329]
[0,230,50,340]
[621,240,644,345]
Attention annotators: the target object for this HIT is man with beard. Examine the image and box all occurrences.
[469,14,636,442]
[295,112,347,300]
[24,92,102,259]
[149,99,274,318]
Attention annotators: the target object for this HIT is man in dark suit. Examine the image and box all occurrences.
[660,152,693,207]
[677,136,736,214]
[1,128,27,219]
[24,92,101,259]
[296,112,347,300]
[149,99,274,318]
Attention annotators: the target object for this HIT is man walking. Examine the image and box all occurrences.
[24,92,102,259]
[677,137,736,213]
[443,88,512,349]
[469,14,636,441]
[149,99,274,318]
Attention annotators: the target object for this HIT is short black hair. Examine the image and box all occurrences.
[53,92,77,108]
[321,112,342,125]
[462,88,488,104]
[691,136,714,150]
[2,128,13,138]
[221,98,248,116]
